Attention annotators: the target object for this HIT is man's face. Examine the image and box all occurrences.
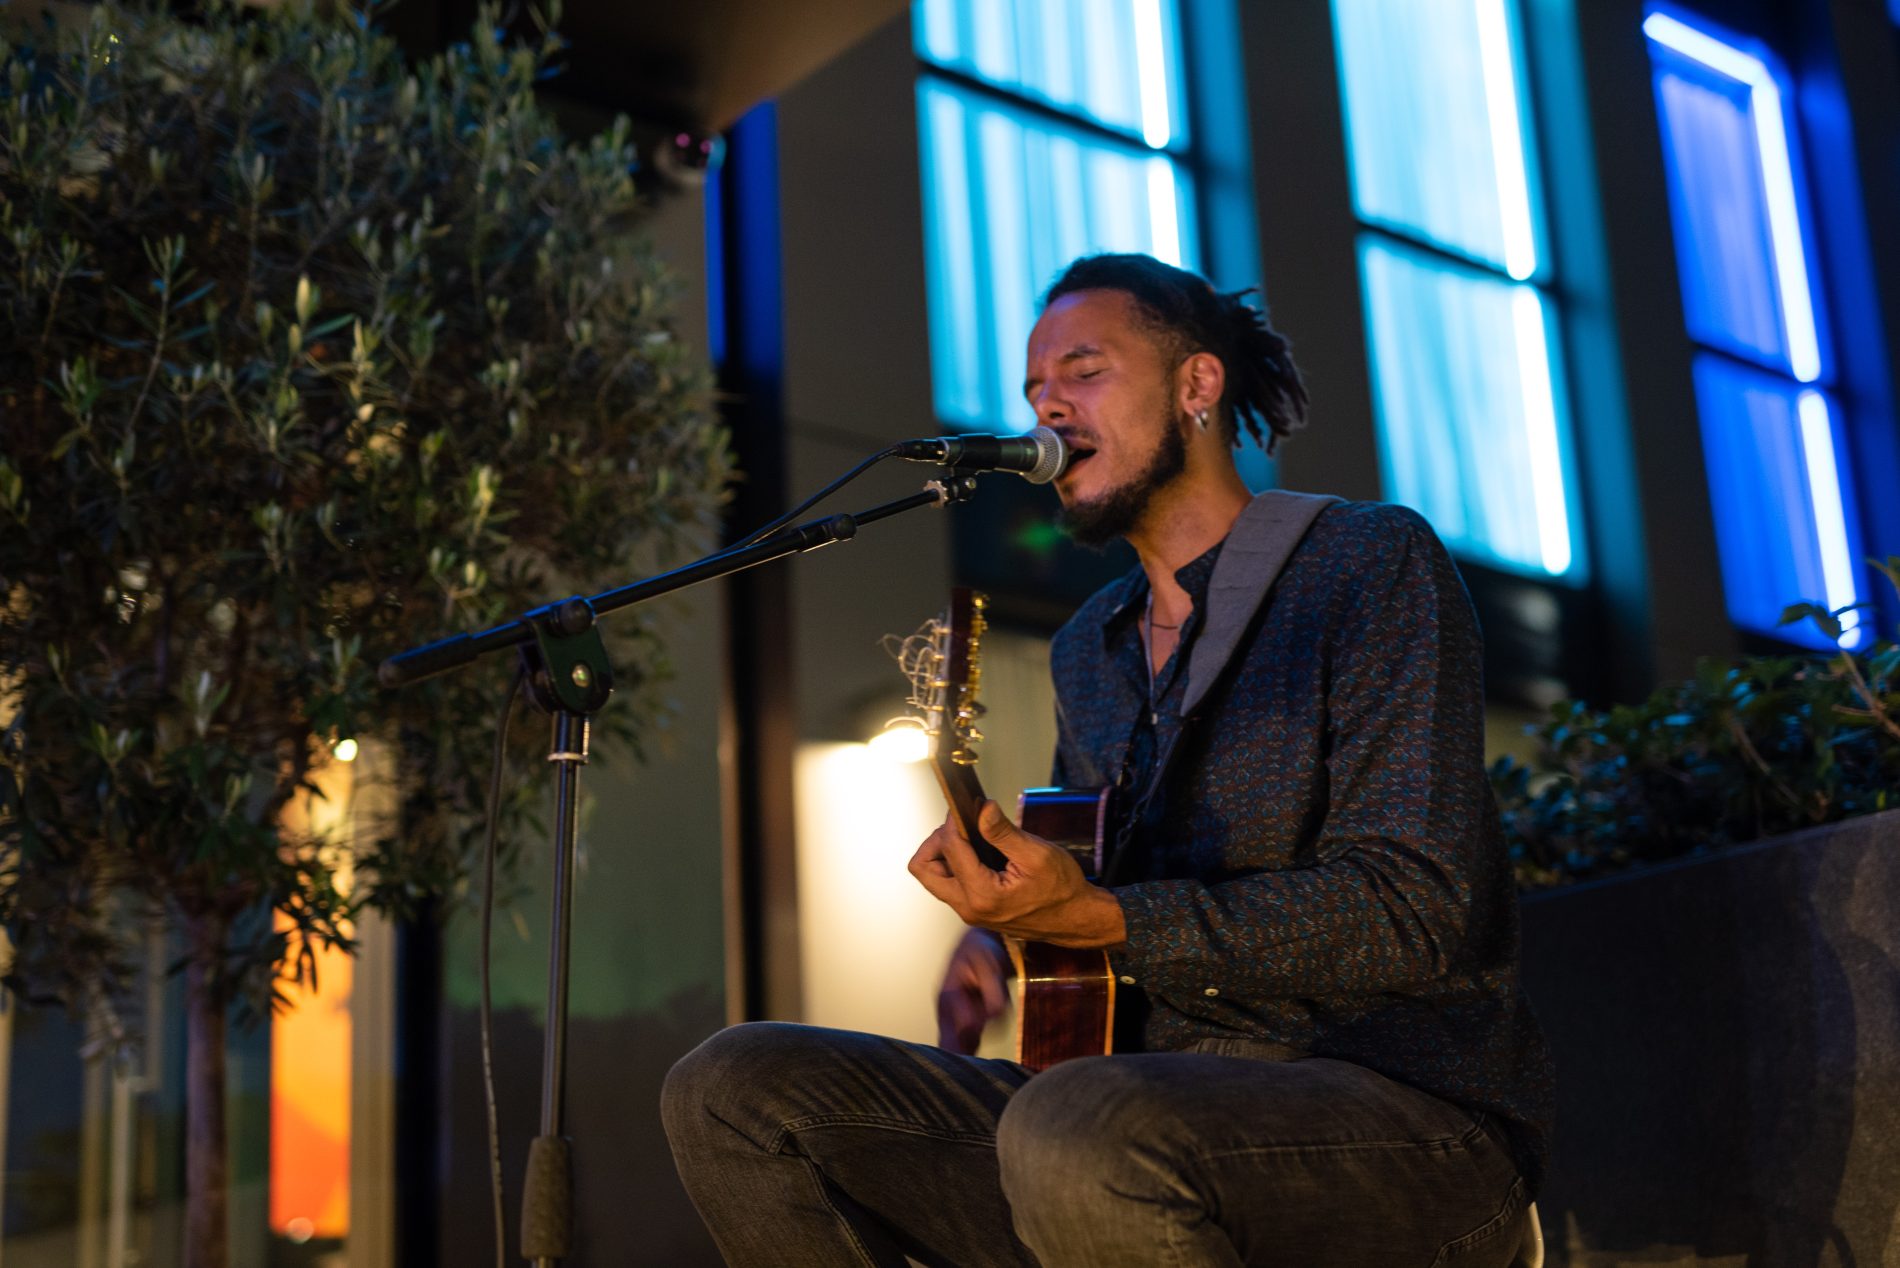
[1022,290,1186,547]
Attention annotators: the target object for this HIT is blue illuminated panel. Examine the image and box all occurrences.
[915,0,1186,148]
[1647,38,1798,374]
[1692,357,1866,649]
[918,80,1198,431]
[1358,238,1584,581]
[1332,0,1545,280]
[1644,9,1862,648]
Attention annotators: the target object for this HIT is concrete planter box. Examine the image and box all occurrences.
[1519,809,1900,1266]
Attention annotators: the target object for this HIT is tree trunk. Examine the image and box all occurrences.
[183,913,230,1268]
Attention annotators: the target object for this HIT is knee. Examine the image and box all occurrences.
[996,1059,1095,1158]
[998,1059,1133,1191]
[660,1021,805,1144]
[996,1058,1191,1204]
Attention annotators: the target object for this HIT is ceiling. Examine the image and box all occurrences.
[475,0,912,133]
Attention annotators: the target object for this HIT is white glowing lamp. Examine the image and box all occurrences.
[867,719,930,764]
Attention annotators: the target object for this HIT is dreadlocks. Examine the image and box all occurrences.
[1043,254,1308,455]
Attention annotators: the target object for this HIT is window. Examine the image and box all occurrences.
[1332,0,1587,582]
[1644,8,1867,650]
[915,0,1199,433]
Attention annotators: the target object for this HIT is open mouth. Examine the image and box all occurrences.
[1063,447,1097,476]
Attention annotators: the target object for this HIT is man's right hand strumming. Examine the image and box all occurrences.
[935,928,1012,1053]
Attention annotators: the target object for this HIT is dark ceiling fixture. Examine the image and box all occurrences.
[398,0,910,135]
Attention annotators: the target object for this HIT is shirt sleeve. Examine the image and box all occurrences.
[1106,507,1501,999]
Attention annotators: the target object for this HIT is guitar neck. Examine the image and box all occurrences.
[932,758,1008,872]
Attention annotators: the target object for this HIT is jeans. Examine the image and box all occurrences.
[661,1022,1528,1267]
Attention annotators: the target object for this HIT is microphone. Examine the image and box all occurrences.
[892,426,1069,484]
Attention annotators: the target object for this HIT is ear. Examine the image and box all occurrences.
[1175,351,1225,424]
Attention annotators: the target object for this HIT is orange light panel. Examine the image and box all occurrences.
[269,911,353,1240]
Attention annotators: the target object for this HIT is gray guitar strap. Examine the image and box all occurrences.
[1183,489,1342,716]
[1101,489,1340,885]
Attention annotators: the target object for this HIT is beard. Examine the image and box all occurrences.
[1055,417,1188,549]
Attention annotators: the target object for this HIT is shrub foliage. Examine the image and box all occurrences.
[1494,565,1900,888]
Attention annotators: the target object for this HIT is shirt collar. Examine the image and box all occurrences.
[1172,540,1224,610]
[1100,538,1227,629]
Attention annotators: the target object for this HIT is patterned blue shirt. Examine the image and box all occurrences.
[1049,499,1554,1186]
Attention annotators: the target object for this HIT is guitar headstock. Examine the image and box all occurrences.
[888,587,1004,869]
[933,587,988,770]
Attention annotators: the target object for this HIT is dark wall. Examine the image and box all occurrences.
[777,18,955,748]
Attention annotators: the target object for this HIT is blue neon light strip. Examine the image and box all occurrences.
[1796,390,1862,646]
[1358,237,1583,580]
[919,87,986,424]
[917,79,1198,431]
[1332,0,1545,279]
[704,149,726,368]
[914,0,1186,149]
[1691,358,1866,649]
[707,104,782,382]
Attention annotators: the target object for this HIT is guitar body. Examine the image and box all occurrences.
[905,589,1118,1073]
[1009,786,1116,1072]
[1008,939,1115,1071]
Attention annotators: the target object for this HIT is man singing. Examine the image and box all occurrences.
[662,253,1553,1267]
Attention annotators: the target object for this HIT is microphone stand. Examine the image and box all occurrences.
[379,473,982,1268]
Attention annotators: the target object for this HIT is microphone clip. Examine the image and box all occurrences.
[924,474,982,507]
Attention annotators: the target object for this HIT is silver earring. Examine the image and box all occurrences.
[1195,410,1209,432]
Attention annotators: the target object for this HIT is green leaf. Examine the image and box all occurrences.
[1778,602,1842,642]
[303,313,355,341]
[174,281,216,310]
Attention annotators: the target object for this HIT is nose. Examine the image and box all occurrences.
[1031,385,1068,427]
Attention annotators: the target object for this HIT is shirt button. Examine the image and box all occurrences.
[1119,975,1136,986]
[1203,987,1220,997]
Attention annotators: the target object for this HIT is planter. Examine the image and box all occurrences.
[1519,808,1900,1266]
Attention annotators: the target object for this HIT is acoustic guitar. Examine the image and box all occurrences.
[899,587,1116,1071]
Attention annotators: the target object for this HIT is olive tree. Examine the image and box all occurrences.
[0,3,728,1263]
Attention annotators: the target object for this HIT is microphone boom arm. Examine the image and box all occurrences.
[377,468,983,1268]
[378,474,981,688]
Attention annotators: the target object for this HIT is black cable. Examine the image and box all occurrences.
[480,665,526,1268]
[729,445,899,549]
